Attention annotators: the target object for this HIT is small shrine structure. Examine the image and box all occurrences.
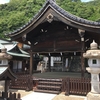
[0,38,30,74]
[0,47,16,92]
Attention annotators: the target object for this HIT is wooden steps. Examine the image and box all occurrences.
[34,78,62,94]
[35,89,60,94]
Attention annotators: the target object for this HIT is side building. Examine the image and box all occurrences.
[0,38,30,74]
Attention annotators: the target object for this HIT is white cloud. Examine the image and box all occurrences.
[0,0,10,4]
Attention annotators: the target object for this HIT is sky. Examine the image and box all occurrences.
[81,0,93,2]
[0,0,94,4]
[0,0,10,4]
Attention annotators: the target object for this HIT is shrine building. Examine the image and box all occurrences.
[7,0,100,77]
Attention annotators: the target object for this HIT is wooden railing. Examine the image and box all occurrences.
[10,74,33,91]
[62,77,91,96]
[10,74,91,96]
[0,92,21,100]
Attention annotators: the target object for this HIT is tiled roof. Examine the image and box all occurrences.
[7,0,100,36]
[0,67,8,75]
[7,51,30,57]
[0,67,16,80]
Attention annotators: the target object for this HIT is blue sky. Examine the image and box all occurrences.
[0,0,94,4]
[81,0,93,2]
[0,0,10,4]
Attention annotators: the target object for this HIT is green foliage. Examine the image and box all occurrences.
[57,0,100,21]
[0,0,100,39]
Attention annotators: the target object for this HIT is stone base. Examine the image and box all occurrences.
[87,92,100,100]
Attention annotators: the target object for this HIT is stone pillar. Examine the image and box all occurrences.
[83,40,100,100]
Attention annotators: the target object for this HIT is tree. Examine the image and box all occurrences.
[0,0,100,39]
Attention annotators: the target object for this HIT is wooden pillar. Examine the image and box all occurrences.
[48,55,51,72]
[5,80,9,92]
[81,37,85,77]
[81,48,85,77]
[29,51,33,75]
[78,29,85,77]
[60,53,63,71]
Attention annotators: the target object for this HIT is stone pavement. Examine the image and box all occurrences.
[21,92,56,100]
[52,92,86,100]
[21,91,86,100]
[9,89,86,100]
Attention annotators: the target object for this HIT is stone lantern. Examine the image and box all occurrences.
[0,47,12,65]
[83,40,100,100]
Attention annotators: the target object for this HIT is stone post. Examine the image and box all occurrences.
[83,40,100,100]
